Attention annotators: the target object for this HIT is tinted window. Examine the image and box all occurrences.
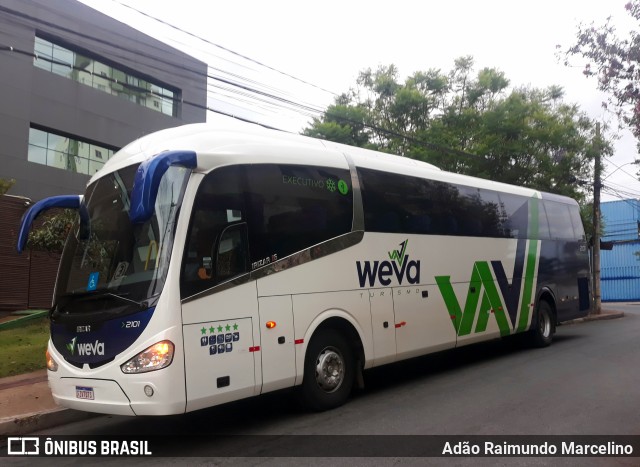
[358,168,452,235]
[358,168,513,238]
[470,188,505,237]
[498,193,529,239]
[543,201,576,240]
[537,199,552,240]
[569,205,586,240]
[181,166,249,298]
[245,164,353,267]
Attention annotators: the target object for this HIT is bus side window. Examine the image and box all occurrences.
[543,201,575,240]
[245,164,352,267]
[180,165,247,298]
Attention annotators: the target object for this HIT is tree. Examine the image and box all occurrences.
[562,1,640,148]
[0,178,15,195]
[28,209,77,253]
[303,58,606,202]
[303,94,372,148]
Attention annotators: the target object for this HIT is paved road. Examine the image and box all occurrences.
[7,304,640,465]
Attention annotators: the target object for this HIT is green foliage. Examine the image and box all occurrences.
[580,202,595,239]
[562,1,640,149]
[303,57,606,203]
[0,317,49,378]
[0,178,16,195]
[303,99,372,148]
[28,209,78,253]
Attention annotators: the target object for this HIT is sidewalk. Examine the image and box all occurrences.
[0,309,626,436]
[0,369,97,436]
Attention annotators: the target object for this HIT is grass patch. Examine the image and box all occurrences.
[0,317,49,378]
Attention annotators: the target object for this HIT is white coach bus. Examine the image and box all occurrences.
[17,121,591,415]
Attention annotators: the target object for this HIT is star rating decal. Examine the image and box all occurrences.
[199,322,241,334]
[198,322,241,357]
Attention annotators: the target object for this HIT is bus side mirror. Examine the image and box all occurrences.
[600,240,614,251]
[129,150,197,224]
[16,195,89,253]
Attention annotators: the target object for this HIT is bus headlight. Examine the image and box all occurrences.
[46,349,58,372]
[121,340,174,374]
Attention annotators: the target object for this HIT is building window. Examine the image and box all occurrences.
[28,127,117,176]
[33,36,178,117]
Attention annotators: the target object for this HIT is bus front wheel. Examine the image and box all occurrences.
[299,328,355,411]
[528,300,555,348]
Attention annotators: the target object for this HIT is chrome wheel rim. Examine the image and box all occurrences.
[314,346,344,393]
[540,309,551,338]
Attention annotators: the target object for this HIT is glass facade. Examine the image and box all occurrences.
[34,36,176,116]
[28,127,116,175]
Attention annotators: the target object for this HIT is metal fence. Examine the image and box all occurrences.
[0,195,59,311]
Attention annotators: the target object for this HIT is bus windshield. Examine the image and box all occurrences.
[53,164,189,316]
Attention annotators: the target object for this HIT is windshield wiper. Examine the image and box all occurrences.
[61,288,148,310]
[99,292,149,310]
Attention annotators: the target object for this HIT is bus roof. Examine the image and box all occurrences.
[92,119,573,204]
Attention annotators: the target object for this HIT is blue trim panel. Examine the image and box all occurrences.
[492,238,527,328]
[51,307,155,367]
[16,195,87,253]
[129,150,197,224]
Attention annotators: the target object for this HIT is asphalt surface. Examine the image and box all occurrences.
[3,304,639,465]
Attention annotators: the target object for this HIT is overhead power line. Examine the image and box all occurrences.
[110,0,340,98]
[0,2,336,131]
[1,41,489,162]
[1,3,557,165]
[603,157,639,182]
[0,2,513,163]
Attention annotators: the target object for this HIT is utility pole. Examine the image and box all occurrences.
[592,122,601,315]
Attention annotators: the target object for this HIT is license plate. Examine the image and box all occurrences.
[75,386,94,400]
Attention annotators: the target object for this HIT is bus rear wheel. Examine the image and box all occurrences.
[528,300,555,348]
[299,328,354,411]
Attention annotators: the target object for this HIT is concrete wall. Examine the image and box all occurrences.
[0,0,207,201]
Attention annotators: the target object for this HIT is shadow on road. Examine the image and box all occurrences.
[74,328,590,438]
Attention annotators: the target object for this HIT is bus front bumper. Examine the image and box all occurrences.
[49,376,136,416]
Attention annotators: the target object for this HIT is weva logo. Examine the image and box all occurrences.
[66,336,77,355]
[67,336,105,356]
[356,240,421,287]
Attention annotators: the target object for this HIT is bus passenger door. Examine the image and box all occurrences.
[258,295,296,393]
[182,281,259,412]
[181,222,260,412]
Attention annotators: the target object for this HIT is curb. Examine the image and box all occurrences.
[563,311,625,325]
[586,310,626,321]
[0,407,99,436]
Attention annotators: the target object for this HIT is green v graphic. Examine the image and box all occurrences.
[388,240,408,267]
[435,261,512,337]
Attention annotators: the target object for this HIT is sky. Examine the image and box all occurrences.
[77,0,640,201]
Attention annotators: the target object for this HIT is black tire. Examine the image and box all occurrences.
[528,300,555,348]
[299,328,355,411]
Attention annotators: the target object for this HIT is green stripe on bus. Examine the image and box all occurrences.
[435,275,464,333]
[517,196,540,332]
